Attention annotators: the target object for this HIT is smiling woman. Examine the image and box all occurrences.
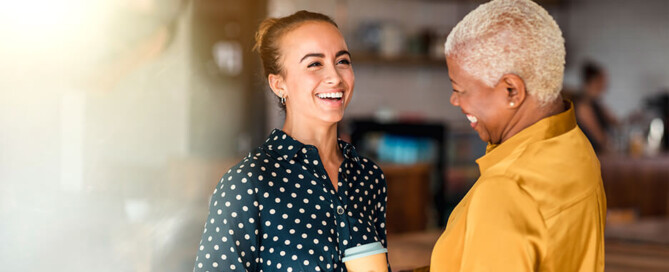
[193,10,389,272]
[431,0,607,271]
[267,20,354,126]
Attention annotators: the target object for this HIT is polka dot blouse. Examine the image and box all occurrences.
[194,129,388,272]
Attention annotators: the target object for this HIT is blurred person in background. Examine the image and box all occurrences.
[193,10,389,272]
[431,0,606,271]
[575,60,619,153]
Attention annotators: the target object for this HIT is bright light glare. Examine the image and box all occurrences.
[0,0,114,84]
[1,0,82,31]
[0,0,110,45]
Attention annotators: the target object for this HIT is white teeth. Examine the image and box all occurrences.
[466,114,478,123]
[317,92,343,99]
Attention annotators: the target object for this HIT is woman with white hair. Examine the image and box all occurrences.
[430,0,606,271]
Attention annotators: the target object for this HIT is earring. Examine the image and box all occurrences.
[509,101,515,107]
[280,95,286,105]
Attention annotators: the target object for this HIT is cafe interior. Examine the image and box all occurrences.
[2,0,669,271]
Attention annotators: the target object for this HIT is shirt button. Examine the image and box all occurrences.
[337,206,345,215]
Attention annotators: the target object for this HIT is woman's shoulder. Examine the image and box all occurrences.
[218,147,276,186]
[350,155,386,186]
[358,156,383,173]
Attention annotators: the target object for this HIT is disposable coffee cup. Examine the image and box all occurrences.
[342,241,388,272]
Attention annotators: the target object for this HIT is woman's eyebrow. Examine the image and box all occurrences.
[300,50,351,63]
[300,53,324,63]
[336,50,351,58]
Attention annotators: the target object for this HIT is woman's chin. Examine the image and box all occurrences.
[317,112,345,124]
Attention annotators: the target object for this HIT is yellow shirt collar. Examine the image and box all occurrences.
[476,100,577,172]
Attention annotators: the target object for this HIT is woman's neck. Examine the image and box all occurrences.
[501,96,566,143]
[282,116,342,163]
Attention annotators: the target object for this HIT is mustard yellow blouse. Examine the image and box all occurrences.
[431,102,606,271]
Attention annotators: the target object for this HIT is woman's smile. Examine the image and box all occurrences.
[315,91,345,107]
[466,114,478,128]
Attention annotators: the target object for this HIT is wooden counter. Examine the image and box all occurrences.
[600,154,669,217]
[382,163,432,233]
[386,229,669,272]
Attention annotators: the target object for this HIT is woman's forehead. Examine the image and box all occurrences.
[280,22,347,57]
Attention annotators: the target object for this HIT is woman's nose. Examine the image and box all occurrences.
[325,66,342,85]
[450,92,459,106]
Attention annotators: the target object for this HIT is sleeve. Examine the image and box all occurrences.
[459,177,547,272]
[374,169,388,248]
[194,162,260,272]
[370,164,391,272]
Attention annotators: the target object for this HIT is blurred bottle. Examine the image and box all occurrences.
[641,92,669,155]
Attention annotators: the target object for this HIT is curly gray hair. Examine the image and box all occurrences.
[445,0,565,105]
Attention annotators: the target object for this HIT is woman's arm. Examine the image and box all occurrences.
[459,177,546,271]
[370,162,390,271]
[374,173,388,248]
[194,162,261,272]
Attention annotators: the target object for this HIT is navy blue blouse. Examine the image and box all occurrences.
[194,129,388,272]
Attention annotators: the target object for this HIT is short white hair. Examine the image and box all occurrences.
[444,0,565,105]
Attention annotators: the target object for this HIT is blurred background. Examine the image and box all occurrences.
[1,0,668,271]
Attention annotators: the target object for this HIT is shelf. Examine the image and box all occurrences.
[352,53,447,68]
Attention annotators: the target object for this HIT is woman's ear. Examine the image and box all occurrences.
[268,73,287,98]
[500,74,526,108]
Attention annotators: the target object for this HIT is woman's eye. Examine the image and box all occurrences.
[337,59,351,65]
[307,62,322,68]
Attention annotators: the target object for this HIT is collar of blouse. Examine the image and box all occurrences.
[262,129,363,167]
